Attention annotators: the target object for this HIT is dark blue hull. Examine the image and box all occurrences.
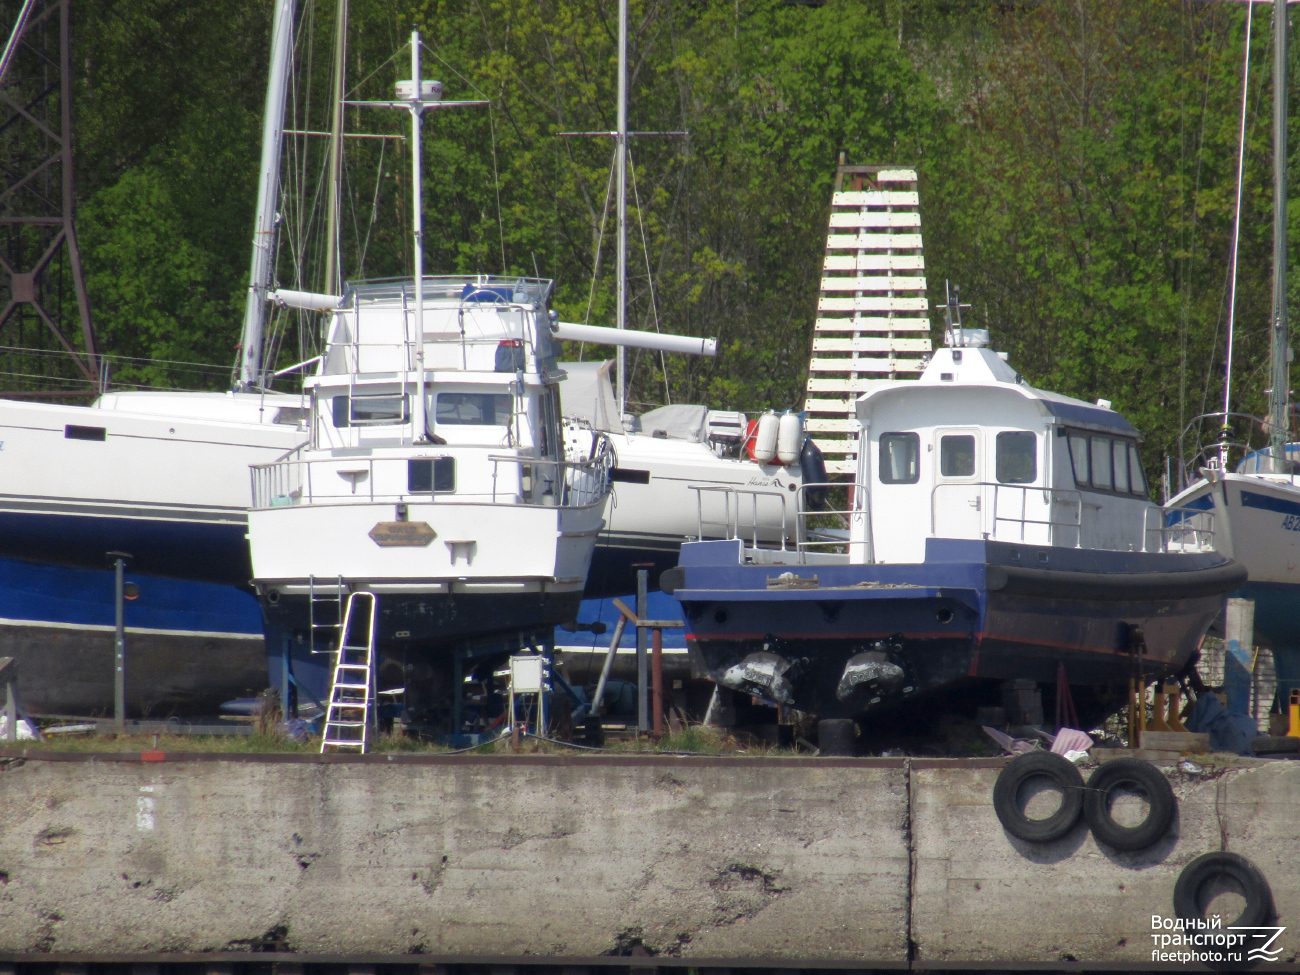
[1237,580,1300,710]
[664,538,1244,722]
[0,509,251,586]
[263,589,584,725]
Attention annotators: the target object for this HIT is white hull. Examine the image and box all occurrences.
[1168,473,1300,586]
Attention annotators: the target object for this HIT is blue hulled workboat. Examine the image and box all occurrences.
[661,330,1245,724]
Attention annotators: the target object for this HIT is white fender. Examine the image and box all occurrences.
[777,412,803,466]
[753,411,779,466]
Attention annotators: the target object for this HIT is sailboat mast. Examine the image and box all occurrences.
[1222,2,1254,469]
[1270,0,1290,468]
[324,0,348,295]
[237,0,296,391]
[615,0,628,416]
[410,31,428,445]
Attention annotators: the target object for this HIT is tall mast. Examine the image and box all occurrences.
[323,0,348,295]
[409,31,428,445]
[1221,2,1253,470]
[236,0,296,391]
[615,0,628,416]
[1270,0,1290,468]
[346,35,486,443]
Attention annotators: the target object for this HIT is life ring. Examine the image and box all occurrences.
[992,751,1085,842]
[1084,758,1177,851]
[1173,852,1274,928]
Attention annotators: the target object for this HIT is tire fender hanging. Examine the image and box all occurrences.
[992,751,1085,842]
[1173,852,1274,928]
[1083,758,1177,852]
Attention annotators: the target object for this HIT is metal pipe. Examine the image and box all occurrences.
[113,555,126,733]
[552,320,716,356]
[409,31,429,446]
[635,565,649,733]
[590,614,628,720]
[651,627,664,737]
[616,0,628,414]
[238,0,297,390]
[323,0,348,295]
[0,0,37,86]
[1270,0,1290,467]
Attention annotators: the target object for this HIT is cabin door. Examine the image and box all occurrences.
[932,428,984,539]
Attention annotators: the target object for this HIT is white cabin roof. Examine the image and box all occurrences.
[855,346,1140,439]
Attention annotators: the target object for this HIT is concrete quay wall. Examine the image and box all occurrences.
[0,755,908,961]
[0,752,1297,967]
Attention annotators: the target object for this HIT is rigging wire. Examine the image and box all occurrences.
[628,148,670,404]
[419,41,508,273]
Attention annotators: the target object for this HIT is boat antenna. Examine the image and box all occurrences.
[1269,0,1290,471]
[1222,0,1254,470]
[346,31,486,445]
[236,0,296,392]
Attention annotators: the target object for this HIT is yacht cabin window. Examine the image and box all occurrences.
[995,431,1037,484]
[1064,428,1148,497]
[436,392,513,425]
[408,457,455,493]
[879,433,920,484]
[940,435,975,477]
[332,394,409,427]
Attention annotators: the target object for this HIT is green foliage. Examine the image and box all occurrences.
[21,0,1293,484]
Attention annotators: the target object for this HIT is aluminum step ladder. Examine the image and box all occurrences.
[320,591,378,753]
[308,575,347,655]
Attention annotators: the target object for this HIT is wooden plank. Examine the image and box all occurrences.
[814,316,931,332]
[806,417,858,433]
[875,168,918,182]
[810,356,928,372]
[819,275,927,292]
[826,233,924,249]
[808,370,923,389]
[813,337,932,353]
[818,296,930,312]
[805,398,865,413]
[823,254,925,271]
[828,211,922,229]
[831,190,919,206]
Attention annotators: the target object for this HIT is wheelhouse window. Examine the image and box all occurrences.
[940,435,975,477]
[435,392,513,425]
[1064,429,1147,497]
[332,394,409,427]
[996,431,1037,484]
[879,432,920,484]
[408,457,455,493]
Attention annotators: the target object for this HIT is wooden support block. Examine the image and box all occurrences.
[817,295,929,312]
[1139,731,1209,753]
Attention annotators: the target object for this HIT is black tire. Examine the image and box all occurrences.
[992,751,1084,842]
[1174,852,1274,928]
[1084,758,1176,852]
[818,718,856,757]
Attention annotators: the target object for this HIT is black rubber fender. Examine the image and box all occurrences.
[1173,852,1274,928]
[1084,758,1177,852]
[992,751,1085,842]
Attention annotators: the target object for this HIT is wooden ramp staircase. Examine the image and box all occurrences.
[803,163,932,476]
